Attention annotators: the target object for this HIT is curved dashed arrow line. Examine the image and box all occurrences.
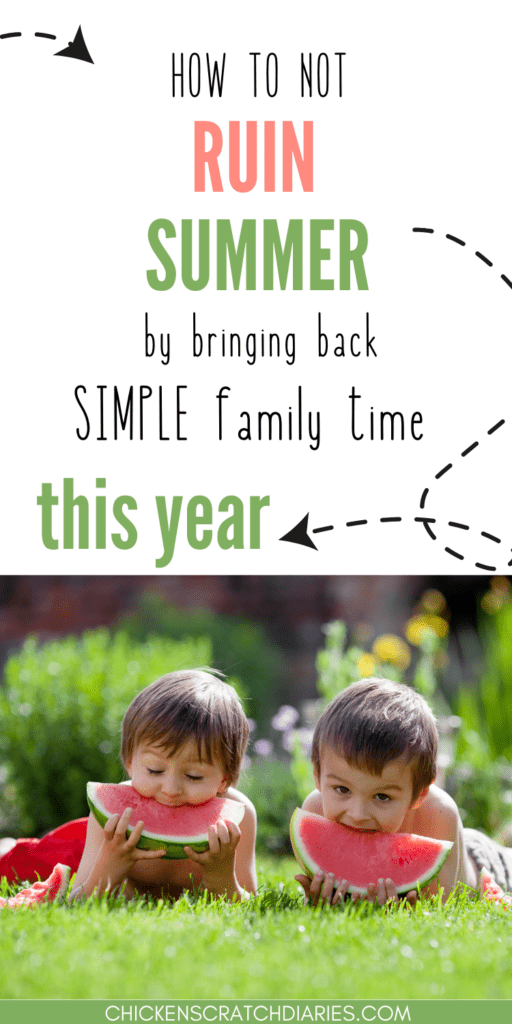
[0,26,93,62]
[413,227,512,291]
[282,509,512,569]
[1,32,55,40]
[414,347,506,560]
[411,228,510,569]
[282,223,511,570]
[417,417,507,567]
[282,414,509,566]
[341,514,509,570]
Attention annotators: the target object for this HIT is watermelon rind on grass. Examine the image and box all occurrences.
[0,863,70,909]
[478,867,502,899]
[290,808,453,896]
[87,782,245,860]
[478,867,512,907]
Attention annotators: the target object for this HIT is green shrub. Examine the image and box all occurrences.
[445,758,512,835]
[0,629,210,835]
[446,599,512,833]
[243,756,301,854]
[455,600,512,761]
[121,592,283,727]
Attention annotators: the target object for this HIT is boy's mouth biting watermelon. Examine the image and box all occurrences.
[87,781,246,860]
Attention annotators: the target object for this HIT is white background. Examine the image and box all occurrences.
[1,0,511,573]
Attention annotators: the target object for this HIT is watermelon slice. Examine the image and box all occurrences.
[478,867,512,908]
[0,863,70,910]
[87,782,246,860]
[290,808,452,895]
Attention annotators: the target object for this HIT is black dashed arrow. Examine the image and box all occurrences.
[55,26,94,64]
[280,514,335,550]
[0,25,94,63]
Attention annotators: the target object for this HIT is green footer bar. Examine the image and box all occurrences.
[1,1001,511,1024]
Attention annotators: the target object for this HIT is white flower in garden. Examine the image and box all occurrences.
[271,705,299,731]
[282,727,314,755]
[253,739,274,757]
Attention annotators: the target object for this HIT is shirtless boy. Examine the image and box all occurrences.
[295,677,512,905]
[70,670,257,901]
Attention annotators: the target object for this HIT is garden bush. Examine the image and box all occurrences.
[0,629,210,835]
[445,758,512,835]
[121,591,283,727]
[243,756,301,854]
[445,597,512,833]
[455,599,512,760]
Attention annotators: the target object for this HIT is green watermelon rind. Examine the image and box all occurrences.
[290,807,453,896]
[478,867,499,899]
[47,863,71,902]
[87,782,245,861]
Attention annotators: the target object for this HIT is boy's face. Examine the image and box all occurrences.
[314,747,426,833]
[126,737,230,806]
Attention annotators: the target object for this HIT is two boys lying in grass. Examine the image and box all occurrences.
[4,672,512,905]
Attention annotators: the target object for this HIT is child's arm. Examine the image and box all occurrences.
[232,796,258,895]
[183,794,257,900]
[409,787,468,901]
[69,808,166,900]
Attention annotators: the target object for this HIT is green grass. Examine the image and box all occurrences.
[1,858,511,1000]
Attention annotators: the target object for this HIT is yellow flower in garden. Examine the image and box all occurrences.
[405,614,449,646]
[358,653,376,677]
[372,634,411,670]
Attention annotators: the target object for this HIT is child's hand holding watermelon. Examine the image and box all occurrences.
[183,817,242,896]
[73,807,168,899]
[295,870,418,907]
[294,870,347,906]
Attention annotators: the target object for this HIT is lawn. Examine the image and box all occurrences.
[1,857,511,1000]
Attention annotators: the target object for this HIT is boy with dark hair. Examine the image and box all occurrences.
[70,670,257,901]
[296,677,512,905]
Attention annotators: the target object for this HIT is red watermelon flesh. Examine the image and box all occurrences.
[0,863,70,910]
[478,868,512,907]
[87,782,245,860]
[290,808,452,895]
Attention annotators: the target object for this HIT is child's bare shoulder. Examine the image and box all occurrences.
[225,786,257,823]
[224,786,257,893]
[301,790,323,815]
[408,783,462,840]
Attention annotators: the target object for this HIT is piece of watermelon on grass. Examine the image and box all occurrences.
[478,867,512,908]
[0,863,70,910]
